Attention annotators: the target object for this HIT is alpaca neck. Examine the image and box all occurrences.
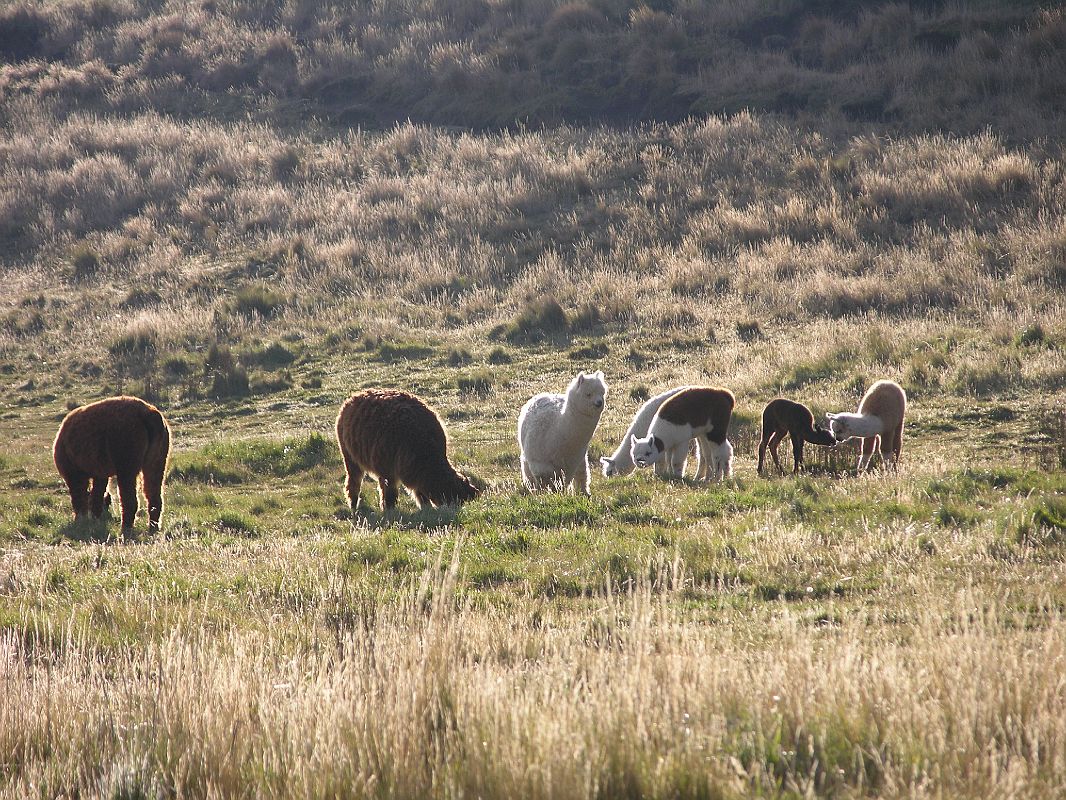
[608,440,635,470]
[840,412,884,438]
[562,400,600,426]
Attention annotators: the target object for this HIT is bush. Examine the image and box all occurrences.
[487,347,512,365]
[457,371,493,397]
[241,342,296,369]
[119,288,163,310]
[736,320,763,342]
[0,6,51,62]
[1017,323,1046,347]
[504,297,569,344]
[204,343,249,398]
[70,245,102,283]
[951,353,1023,398]
[447,347,473,366]
[232,284,286,318]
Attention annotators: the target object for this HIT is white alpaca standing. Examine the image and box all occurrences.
[825,379,907,471]
[600,387,709,479]
[630,387,735,482]
[518,370,608,495]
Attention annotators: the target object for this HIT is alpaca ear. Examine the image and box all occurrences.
[577,372,585,384]
[599,457,612,466]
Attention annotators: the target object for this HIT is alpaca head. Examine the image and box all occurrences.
[566,370,607,417]
[630,434,665,468]
[434,472,481,507]
[808,423,837,447]
[715,439,734,471]
[600,456,619,477]
[825,413,856,442]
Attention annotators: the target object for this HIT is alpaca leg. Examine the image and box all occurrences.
[89,477,109,518]
[116,472,139,534]
[669,444,688,478]
[378,477,399,510]
[142,462,166,533]
[768,431,785,475]
[791,438,805,474]
[695,438,711,481]
[757,433,770,475]
[574,456,591,496]
[415,491,432,508]
[523,460,557,492]
[64,471,91,521]
[858,436,877,471]
[341,451,365,512]
[892,422,904,470]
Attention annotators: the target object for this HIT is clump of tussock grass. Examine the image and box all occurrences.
[500,296,569,344]
[203,343,249,399]
[230,283,286,319]
[456,371,493,397]
[69,244,102,283]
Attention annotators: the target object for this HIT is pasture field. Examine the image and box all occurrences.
[2,0,1066,796]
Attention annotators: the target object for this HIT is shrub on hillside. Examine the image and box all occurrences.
[70,245,102,283]
[231,283,286,318]
[502,296,569,343]
[204,343,249,398]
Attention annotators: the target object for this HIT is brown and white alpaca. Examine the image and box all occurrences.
[758,397,837,475]
[826,379,907,471]
[53,396,171,534]
[336,388,480,512]
[630,387,735,480]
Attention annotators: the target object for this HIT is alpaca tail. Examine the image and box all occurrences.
[141,406,170,470]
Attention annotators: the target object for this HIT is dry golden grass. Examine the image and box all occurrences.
[2,545,1066,798]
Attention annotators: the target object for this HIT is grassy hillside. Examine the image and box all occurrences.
[2,0,1064,135]
[1,1,1066,797]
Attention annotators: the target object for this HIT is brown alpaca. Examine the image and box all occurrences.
[826,380,907,471]
[335,389,480,512]
[758,397,837,475]
[53,396,171,533]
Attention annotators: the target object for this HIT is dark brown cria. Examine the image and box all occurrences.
[758,397,836,475]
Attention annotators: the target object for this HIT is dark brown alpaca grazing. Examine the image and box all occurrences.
[336,389,480,512]
[53,396,171,533]
[758,397,836,475]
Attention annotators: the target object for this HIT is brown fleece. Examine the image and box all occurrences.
[655,386,735,445]
[857,379,907,467]
[758,397,836,475]
[335,389,480,512]
[53,396,171,533]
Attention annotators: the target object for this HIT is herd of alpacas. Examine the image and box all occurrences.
[52,375,907,534]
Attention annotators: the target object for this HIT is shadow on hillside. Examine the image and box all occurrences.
[343,504,462,531]
[57,514,150,544]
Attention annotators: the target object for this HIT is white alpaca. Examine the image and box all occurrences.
[708,439,734,480]
[630,387,735,482]
[600,387,709,479]
[518,370,608,495]
[826,379,907,471]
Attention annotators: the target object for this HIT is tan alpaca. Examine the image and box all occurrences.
[826,380,907,471]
